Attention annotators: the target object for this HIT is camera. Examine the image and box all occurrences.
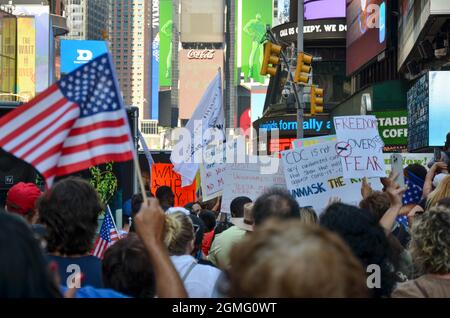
[282,87,290,99]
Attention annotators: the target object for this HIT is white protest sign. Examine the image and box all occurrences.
[334,115,386,179]
[221,158,286,214]
[199,142,236,201]
[281,140,382,214]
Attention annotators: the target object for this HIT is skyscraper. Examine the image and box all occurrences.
[64,0,109,40]
[109,0,152,132]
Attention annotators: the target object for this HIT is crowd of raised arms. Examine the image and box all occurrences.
[1,157,450,298]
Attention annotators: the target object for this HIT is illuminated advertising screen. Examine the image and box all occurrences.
[346,0,388,75]
[178,49,224,120]
[0,14,16,99]
[60,40,109,74]
[429,71,450,147]
[160,0,173,87]
[305,0,346,20]
[16,17,36,101]
[151,0,160,120]
[12,5,50,93]
[236,0,273,84]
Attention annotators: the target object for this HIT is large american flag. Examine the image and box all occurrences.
[0,53,133,186]
[92,212,120,259]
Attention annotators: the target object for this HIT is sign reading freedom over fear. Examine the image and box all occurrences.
[334,115,386,179]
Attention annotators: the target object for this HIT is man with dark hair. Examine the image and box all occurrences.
[230,196,252,218]
[252,187,300,226]
[102,233,156,298]
[38,177,104,288]
[155,186,175,211]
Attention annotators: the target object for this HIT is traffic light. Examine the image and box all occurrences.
[294,52,313,84]
[310,85,324,115]
[260,42,282,76]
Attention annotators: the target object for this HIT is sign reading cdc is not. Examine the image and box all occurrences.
[60,40,109,74]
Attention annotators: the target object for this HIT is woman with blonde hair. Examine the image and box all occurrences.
[164,211,221,298]
[392,205,450,297]
[426,174,450,209]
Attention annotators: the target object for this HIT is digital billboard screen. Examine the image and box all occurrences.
[305,0,346,20]
[346,0,388,75]
[429,71,450,147]
[60,40,109,74]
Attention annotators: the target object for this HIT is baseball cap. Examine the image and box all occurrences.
[6,182,42,216]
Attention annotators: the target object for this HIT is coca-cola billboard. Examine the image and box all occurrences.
[179,49,224,120]
[187,49,215,60]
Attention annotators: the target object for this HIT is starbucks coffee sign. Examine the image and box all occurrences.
[187,49,215,60]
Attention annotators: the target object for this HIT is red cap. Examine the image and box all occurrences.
[6,182,42,216]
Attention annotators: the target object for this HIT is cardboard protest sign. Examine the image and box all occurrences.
[292,135,337,149]
[334,116,386,179]
[200,162,226,202]
[151,163,197,207]
[221,158,286,214]
[281,141,382,214]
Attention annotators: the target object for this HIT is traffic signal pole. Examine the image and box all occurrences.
[297,0,305,139]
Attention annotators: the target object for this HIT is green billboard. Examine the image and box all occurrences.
[160,0,172,87]
[236,0,273,84]
[373,110,408,146]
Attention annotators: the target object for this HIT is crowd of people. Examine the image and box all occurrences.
[1,155,450,298]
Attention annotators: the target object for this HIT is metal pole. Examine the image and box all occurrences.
[296,0,304,139]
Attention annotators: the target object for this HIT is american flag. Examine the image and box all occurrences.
[0,53,133,186]
[92,212,120,259]
[398,171,425,227]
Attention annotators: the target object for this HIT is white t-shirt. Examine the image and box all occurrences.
[170,255,221,298]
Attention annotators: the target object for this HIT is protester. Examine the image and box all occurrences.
[198,209,216,256]
[102,233,156,298]
[134,198,188,298]
[214,197,252,236]
[38,177,104,288]
[299,206,318,225]
[185,201,202,215]
[155,186,175,211]
[426,175,450,209]
[4,182,41,224]
[252,187,300,226]
[320,203,398,298]
[208,202,254,270]
[423,162,448,200]
[128,193,144,233]
[187,214,209,263]
[227,219,369,297]
[392,205,450,297]
[0,210,61,298]
[164,211,221,297]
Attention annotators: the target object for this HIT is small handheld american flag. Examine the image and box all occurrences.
[398,171,425,228]
[0,53,133,187]
[91,212,120,259]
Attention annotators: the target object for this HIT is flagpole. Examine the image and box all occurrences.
[133,153,148,203]
[107,204,121,238]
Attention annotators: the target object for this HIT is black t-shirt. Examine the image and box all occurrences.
[47,255,103,288]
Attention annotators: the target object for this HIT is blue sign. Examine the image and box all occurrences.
[60,40,109,74]
[259,118,332,133]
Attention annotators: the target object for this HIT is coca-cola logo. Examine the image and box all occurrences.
[187,49,215,59]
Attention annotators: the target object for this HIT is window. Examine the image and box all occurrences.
[141,121,158,135]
